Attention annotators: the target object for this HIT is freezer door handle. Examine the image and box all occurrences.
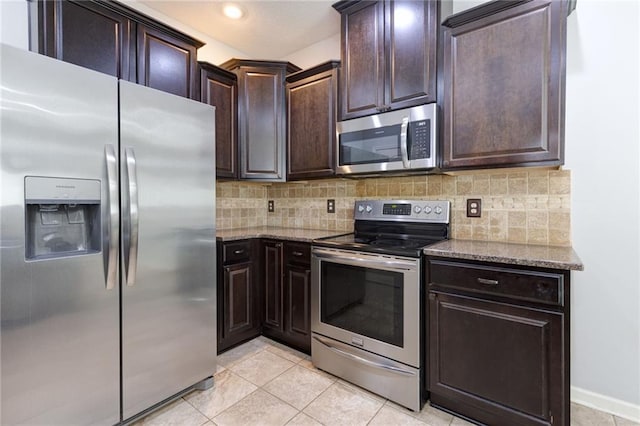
[124,147,139,286]
[104,144,119,290]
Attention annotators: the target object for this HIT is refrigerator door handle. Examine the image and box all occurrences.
[124,147,140,286]
[104,144,119,290]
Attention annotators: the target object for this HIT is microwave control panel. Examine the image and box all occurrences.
[409,120,430,160]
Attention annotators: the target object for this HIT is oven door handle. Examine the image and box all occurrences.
[313,336,416,377]
[313,249,417,271]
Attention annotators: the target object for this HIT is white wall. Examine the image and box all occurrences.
[279,33,340,69]
[564,0,640,418]
[0,0,29,49]
[121,1,248,65]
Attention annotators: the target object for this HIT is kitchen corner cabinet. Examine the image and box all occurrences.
[31,0,203,99]
[262,240,312,353]
[441,0,569,170]
[220,59,301,182]
[426,257,570,426]
[333,0,449,121]
[286,61,340,181]
[200,62,238,179]
[217,240,261,354]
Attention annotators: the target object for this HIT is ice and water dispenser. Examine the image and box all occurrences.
[25,177,101,260]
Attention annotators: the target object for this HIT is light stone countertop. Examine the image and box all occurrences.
[423,239,584,271]
[216,226,350,243]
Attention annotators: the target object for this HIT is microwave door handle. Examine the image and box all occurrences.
[400,117,410,168]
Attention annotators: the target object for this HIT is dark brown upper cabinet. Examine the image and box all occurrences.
[31,0,203,99]
[137,24,200,99]
[286,61,340,181]
[333,0,450,121]
[200,62,238,179]
[441,0,570,170]
[220,59,301,182]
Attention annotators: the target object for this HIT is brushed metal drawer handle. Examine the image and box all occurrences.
[292,251,303,257]
[477,278,499,286]
[233,249,245,255]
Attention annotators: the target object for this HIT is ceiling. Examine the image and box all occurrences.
[139,1,340,59]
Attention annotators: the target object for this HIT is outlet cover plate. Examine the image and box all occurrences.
[467,198,481,217]
[327,199,335,213]
[268,200,274,212]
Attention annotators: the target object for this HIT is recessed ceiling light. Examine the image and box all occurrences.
[223,3,244,20]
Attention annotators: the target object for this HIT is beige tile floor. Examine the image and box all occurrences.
[135,337,638,426]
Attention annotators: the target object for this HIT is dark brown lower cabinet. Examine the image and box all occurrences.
[427,258,570,426]
[217,240,261,353]
[262,240,311,353]
[282,243,312,353]
[263,240,284,333]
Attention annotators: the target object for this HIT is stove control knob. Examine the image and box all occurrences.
[424,206,432,214]
[435,206,443,215]
[357,204,365,213]
[365,205,373,213]
[414,206,422,214]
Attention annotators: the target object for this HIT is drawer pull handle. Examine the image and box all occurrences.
[233,249,245,255]
[477,278,499,286]
[292,251,303,257]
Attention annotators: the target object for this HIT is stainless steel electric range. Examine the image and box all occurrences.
[310,199,450,412]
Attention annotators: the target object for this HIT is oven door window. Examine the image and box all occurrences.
[320,261,404,347]
[339,124,402,165]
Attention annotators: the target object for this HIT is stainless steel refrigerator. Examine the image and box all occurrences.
[0,44,217,425]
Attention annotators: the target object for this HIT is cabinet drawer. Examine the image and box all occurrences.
[222,240,251,264]
[428,260,564,306]
[284,242,310,265]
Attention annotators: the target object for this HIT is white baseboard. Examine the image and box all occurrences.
[571,386,640,423]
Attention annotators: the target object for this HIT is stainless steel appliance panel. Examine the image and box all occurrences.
[312,335,421,411]
[119,80,216,420]
[0,45,120,425]
[311,248,420,367]
[336,103,437,175]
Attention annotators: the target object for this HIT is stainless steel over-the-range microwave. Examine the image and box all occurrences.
[336,103,437,175]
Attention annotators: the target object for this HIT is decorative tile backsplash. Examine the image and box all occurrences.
[216,169,571,246]
[216,182,268,230]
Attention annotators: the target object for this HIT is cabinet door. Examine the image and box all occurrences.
[442,0,566,169]
[284,264,311,353]
[220,262,259,349]
[429,292,565,426]
[237,67,287,180]
[137,24,199,99]
[340,1,385,120]
[34,0,133,79]
[263,241,283,331]
[287,66,338,180]
[386,0,437,109]
[201,64,238,179]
